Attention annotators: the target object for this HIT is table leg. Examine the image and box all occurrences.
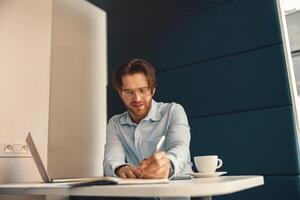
[192,197,212,200]
[46,195,70,200]
[200,197,212,200]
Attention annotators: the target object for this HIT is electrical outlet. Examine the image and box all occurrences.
[4,144,14,153]
[13,144,29,154]
[0,143,32,158]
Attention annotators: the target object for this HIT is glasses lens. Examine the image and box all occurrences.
[122,87,150,98]
[138,87,150,96]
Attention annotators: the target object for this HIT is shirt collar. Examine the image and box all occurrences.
[144,99,161,122]
[120,111,135,125]
[120,99,161,125]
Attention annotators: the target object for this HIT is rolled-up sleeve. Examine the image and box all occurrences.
[165,104,191,176]
[103,117,127,177]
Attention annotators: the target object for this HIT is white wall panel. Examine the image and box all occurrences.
[0,0,52,183]
[0,0,107,187]
[48,0,107,178]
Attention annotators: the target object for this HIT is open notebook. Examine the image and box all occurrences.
[26,133,169,186]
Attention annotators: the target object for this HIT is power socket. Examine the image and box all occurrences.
[0,143,32,158]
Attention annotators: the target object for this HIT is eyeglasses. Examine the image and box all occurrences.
[121,87,151,99]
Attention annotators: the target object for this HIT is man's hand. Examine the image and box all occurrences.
[139,151,171,179]
[115,165,143,179]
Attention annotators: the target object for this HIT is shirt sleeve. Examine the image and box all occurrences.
[103,117,128,177]
[165,104,192,177]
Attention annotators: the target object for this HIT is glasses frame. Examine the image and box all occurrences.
[121,87,152,99]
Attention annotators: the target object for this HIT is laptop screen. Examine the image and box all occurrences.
[26,133,52,183]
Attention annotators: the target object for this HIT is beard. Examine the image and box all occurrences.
[127,99,152,120]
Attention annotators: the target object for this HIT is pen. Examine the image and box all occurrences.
[154,135,166,154]
[139,135,166,178]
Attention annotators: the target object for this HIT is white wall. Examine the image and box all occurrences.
[0,0,106,198]
[286,11,300,93]
[0,0,52,183]
[0,1,52,199]
[286,10,300,52]
[48,0,107,178]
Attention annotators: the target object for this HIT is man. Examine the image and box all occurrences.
[103,58,193,179]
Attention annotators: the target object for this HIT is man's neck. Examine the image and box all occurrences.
[129,112,145,124]
[129,106,152,124]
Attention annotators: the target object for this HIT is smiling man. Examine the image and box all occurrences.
[103,58,193,179]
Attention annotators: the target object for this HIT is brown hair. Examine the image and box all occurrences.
[112,58,156,93]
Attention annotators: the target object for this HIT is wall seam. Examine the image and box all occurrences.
[188,104,292,120]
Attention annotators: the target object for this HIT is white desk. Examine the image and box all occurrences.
[0,176,264,200]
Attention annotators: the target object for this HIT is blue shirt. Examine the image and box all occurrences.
[103,99,193,177]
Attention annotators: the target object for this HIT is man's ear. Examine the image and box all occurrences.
[118,89,122,98]
[152,88,156,95]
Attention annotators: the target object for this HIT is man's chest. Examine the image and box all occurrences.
[118,119,169,158]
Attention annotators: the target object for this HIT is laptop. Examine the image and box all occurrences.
[26,133,169,185]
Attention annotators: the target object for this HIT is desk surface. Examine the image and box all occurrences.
[0,176,264,198]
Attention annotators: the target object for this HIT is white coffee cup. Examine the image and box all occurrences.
[194,155,223,173]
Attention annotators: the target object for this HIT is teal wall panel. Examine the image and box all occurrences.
[89,0,233,41]
[107,85,124,119]
[155,44,291,118]
[106,0,231,41]
[107,0,282,78]
[189,106,300,174]
[88,0,300,199]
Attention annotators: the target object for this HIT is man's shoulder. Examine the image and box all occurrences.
[108,112,126,124]
[156,101,185,114]
[156,101,188,124]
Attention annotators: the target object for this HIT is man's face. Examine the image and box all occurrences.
[119,72,155,122]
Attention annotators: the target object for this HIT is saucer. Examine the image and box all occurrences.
[188,171,227,178]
